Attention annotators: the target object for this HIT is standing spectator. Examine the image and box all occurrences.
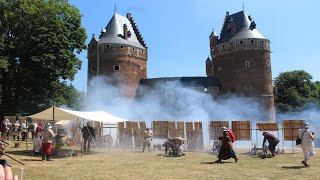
[41,122,55,161]
[142,128,153,152]
[81,121,95,152]
[262,131,280,157]
[13,120,21,141]
[28,119,38,139]
[215,130,238,163]
[298,122,315,167]
[21,120,28,141]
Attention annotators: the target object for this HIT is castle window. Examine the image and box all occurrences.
[210,38,213,41]
[266,60,270,66]
[141,50,144,54]
[240,41,243,44]
[251,40,255,44]
[261,41,265,44]
[114,65,120,71]
[218,67,222,72]
[245,61,250,68]
[211,48,214,51]
[245,85,252,90]
[90,66,95,72]
[222,45,225,48]
[132,48,135,51]
[107,45,110,48]
[91,45,95,50]
[120,45,124,48]
[231,43,234,46]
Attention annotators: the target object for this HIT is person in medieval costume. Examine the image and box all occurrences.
[33,124,43,155]
[13,120,21,141]
[262,131,280,157]
[142,128,153,152]
[215,130,238,163]
[41,122,55,161]
[21,120,27,141]
[298,122,315,166]
[81,121,95,152]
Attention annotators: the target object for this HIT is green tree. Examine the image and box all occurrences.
[274,70,320,113]
[0,0,87,117]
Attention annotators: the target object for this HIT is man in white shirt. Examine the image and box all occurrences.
[21,120,27,141]
[298,122,315,166]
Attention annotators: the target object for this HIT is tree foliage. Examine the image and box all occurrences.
[0,0,87,116]
[274,70,320,113]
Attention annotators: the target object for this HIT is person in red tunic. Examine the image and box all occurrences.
[41,122,55,161]
[215,130,238,163]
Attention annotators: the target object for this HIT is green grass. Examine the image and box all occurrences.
[3,141,320,180]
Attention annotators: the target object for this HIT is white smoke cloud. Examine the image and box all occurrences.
[85,76,270,125]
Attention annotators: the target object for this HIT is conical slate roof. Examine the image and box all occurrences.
[206,56,212,63]
[218,11,266,44]
[98,13,146,49]
[209,29,218,37]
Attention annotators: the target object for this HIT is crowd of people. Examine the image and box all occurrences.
[0,118,64,161]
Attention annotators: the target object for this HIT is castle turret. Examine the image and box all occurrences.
[209,11,275,120]
[205,56,213,77]
[87,13,148,99]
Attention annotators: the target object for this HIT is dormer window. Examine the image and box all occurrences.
[245,61,250,68]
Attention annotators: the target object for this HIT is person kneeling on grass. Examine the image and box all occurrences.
[215,130,238,163]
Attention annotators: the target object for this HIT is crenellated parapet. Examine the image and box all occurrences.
[212,38,270,58]
[126,13,147,49]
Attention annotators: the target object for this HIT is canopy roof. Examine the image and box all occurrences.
[28,107,128,123]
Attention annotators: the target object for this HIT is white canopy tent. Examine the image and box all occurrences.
[28,106,129,123]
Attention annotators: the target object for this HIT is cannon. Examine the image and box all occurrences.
[163,137,188,157]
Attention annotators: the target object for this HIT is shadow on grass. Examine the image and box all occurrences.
[155,153,186,158]
[281,166,307,169]
[6,149,100,161]
[201,161,233,164]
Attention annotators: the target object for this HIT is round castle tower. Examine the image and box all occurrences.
[207,11,275,119]
[87,13,147,99]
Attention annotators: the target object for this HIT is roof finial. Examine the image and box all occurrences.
[242,1,245,11]
[114,4,117,14]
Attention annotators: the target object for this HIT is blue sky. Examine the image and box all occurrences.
[69,0,320,91]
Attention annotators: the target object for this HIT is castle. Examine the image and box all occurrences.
[87,11,275,120]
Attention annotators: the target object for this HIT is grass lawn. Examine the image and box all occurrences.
[3,141,320,180]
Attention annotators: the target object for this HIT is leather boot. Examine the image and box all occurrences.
[42,154,45,161]
[46,154,51,161]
